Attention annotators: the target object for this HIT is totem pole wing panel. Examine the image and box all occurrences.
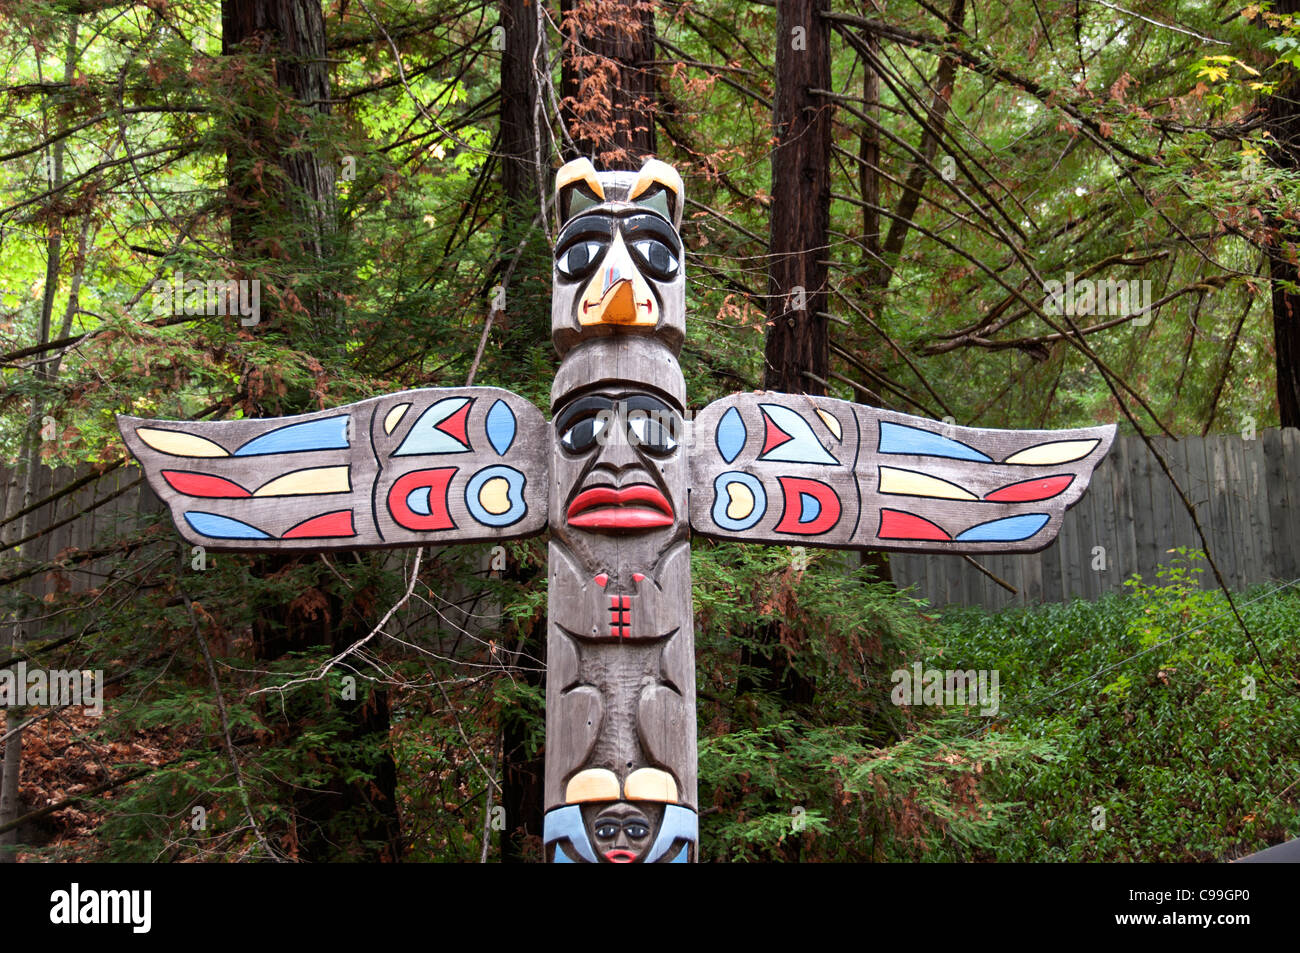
[689,393,1116,554]
[119,387,548,551]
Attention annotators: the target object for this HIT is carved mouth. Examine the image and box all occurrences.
[567,484,674,529]
[604,849,638,863]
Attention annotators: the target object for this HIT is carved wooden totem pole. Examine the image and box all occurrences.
[120,158,1116,863]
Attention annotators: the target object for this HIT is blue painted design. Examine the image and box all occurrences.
[878,421,991,463]
[393,397,472,456]
[644,805,698,864]
[954,513,1050,543]
[464,465,527,527]
[798,492,821,524]
[711,472,766,532]
[543,805,597,864]
[407,485,432,516]
[233,416,348,456]
[185,511,270,540]
[486,399,517,456]
[759,404,839,465]
[716,406,746,463]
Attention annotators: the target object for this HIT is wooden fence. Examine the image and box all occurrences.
[890,427,1300,609]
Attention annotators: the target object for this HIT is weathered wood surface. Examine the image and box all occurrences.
[691,393,1116,554]
[891,428,1300,608]
[118,387,548,551]
[543,161,697,864]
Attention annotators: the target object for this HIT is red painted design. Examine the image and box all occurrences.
[879,509,951,541]
[162,470,250,498]
[985,474,1074,502]
[283,509,355,539]
[594,573,609,588]
[762,415,793,456]
[632,573,644,583]
[773,477,841,535]
[387,467,457,531]
[609,595,634,638]
[435,401,472,445]
[567,484,674,529]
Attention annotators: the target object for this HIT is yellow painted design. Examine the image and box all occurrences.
[624,768,678,804]
[253,466,351,497]
[629,160,684,224]
[565,768,621,804]
[479,477,511,515]
[136,428,228,458]
[816,408,842,441]
[578,236,657,327]
[725,481,755,519]
[879,466,977,501]
[555,157,604,198]
[1004,439,1099,466]
[383,403,410,435]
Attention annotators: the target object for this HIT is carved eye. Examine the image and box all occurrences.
[556,240,606,279]
[560,413,608,453]
[627,409,678,455]
[631,239,678,279]
[595,822,619,839]
[624,822,650,839]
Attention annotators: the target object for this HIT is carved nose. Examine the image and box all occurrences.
[597,414,638,471]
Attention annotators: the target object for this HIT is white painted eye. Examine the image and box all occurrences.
[627,410,677,454]
[556,241,606,279]
[560,414,607,453]
[631,240,678,278]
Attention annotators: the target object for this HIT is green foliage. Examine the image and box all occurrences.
[937,555,1300,861]
[692,542,1047,861]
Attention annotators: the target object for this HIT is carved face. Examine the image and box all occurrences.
[552,386,687,570]
[551,158,686,357]
[583,801,657,863]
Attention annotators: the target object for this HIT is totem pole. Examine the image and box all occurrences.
[119,158,1115,863]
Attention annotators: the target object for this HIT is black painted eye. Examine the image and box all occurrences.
[631,239,679,279]
[560,412,609,453]
[624,822,650,839]
[556,240,606,279]
[627,409,678,455]
[595,823,619,839]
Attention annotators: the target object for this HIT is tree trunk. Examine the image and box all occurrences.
[560,0,657,167]
[501,0,542,210]
[0,22,78,864]
[1265,0,1300,428]
[764,0,832,395]
[497,0,547,862]
[222,0,400,862]
[754,0,831,711]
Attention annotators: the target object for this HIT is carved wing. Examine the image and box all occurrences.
[119,388,548,551]
[689,393,1115,554]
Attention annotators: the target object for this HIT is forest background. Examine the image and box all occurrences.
[1,0,1298,862]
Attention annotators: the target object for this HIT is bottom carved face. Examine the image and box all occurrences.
[586,801,657,863]
[544,801,697,863]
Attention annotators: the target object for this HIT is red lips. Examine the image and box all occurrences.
[604,849,638,863]
[567,484,674,529]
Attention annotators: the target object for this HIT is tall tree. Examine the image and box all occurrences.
[764,0,831,396]
[1263,0,1300,428]
[221,0,400,861]
[561,0,658,166]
